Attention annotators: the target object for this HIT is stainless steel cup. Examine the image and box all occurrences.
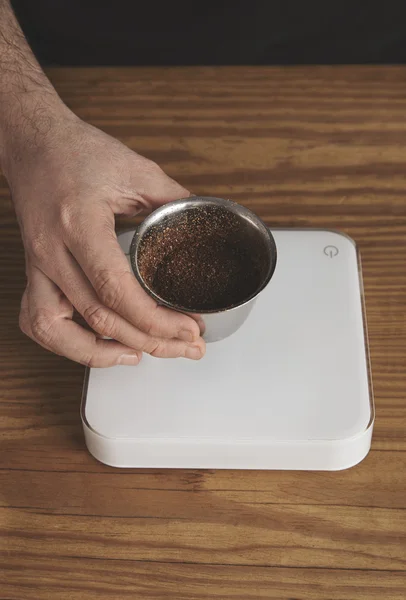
[130,197,277,342]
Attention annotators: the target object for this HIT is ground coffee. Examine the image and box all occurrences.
[137,205,263,311]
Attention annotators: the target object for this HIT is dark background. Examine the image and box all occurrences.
[11,0,406,66]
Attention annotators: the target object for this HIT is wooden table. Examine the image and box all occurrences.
[1,67,406,599]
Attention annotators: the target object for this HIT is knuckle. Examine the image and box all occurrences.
[145,159,162,175]
[80,354,100,368]
[59,201,77,231]
[28,232,49,262]
[83,304,117,338]
[136,306,158,335]
[94,269,128,311]
[30,309,55,346]
[148,339,166,358]
[143,160,170,184]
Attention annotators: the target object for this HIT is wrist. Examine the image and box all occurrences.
[0,94,77,181]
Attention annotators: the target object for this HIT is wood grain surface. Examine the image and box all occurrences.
[1,66,406,599]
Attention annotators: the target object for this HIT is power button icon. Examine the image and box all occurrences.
[324,245,339,258]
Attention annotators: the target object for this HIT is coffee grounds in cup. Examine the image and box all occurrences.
[137,205,263,311]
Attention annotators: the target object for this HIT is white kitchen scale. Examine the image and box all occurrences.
[81,229,374,470]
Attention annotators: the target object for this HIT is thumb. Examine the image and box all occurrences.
[140,165,192,209]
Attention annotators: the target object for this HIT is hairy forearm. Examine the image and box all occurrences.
[0,0,71,173]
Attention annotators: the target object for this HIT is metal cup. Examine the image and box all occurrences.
[130,197,277,342]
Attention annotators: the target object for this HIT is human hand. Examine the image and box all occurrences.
[6,113,205,367]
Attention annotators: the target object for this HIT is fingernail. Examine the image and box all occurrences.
[185,345,203,360]
[179,329,194,343]
[118,354,140,366]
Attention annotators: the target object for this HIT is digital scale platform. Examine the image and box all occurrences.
[81,229,373,471]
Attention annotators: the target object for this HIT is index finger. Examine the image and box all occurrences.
[67,221,201,343]
[21,268,143,368]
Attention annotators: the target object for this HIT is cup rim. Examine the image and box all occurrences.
[130,197,278,314]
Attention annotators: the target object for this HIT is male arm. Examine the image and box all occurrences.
[0,0,204,366]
